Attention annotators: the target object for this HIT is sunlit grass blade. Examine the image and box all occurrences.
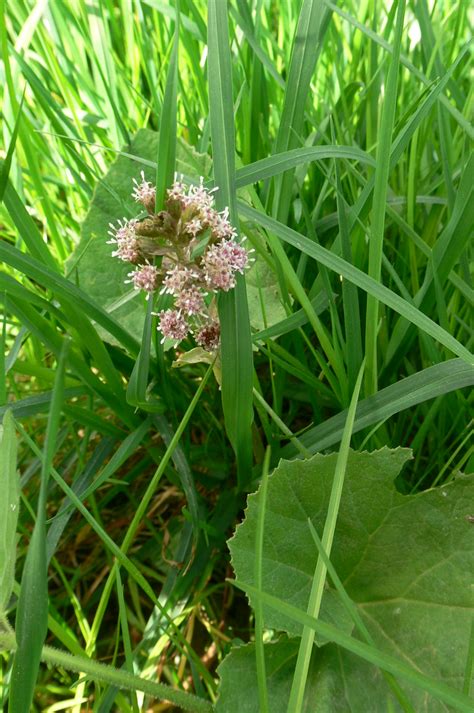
[287,360,364,713]
[325,1,473,139]
[230,1,284,89]
[115,567,139,713]
[0,242,140,356]
[365,0,406,395]
[386,153,474,367]
[463,617,474,696]
[334,146,362,394]
[239,204,473,365]
[155,0,180,210]
[2,290,136,427]
[282,359,474,457]
[2,177,58,271]
[0,410,19,617]
[0,90,25,201]
[235,145,374,188]
[208,0,254,487]
[415,0,456,210]
[271,0,331,222]
[9,339,69,712]
[0,300,6,407]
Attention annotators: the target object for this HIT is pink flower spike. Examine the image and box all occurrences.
[183,177,216,212]
[207,207,237,240]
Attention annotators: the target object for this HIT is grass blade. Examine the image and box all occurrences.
[287,360,364,712]
[126,298,165,412]
[0,90,25,201]
[9,340,69,712]
[364,0,406,395]
[2,178,58,271]
[235,145,375,188]
[386,154,474,367]
[155,0,180,210]
[208,0,254,487]
[307,522,415,712]
[324,1,473,139]
[239,204,473,365]
[334,146,362,394]
[0,411,19,616]
[271,0,331,222]
[0,241,140,357]
[282,359,474,457]
[1,631,213,713]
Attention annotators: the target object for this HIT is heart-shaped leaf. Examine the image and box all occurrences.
[225,449,474,711]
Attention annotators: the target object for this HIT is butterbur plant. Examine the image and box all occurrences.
[1,1,473,712]
[108,172,251,351]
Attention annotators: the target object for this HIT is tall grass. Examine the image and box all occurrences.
[0,0,472,710]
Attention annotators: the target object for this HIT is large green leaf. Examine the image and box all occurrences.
[67,129,211,345]
[227,449,474,711]
[216,638,325,713]
[246,258,287,333]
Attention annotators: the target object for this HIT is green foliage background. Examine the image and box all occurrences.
[0,0,472,711]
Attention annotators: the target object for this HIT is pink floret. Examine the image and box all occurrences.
[157,309,189,342]
[127,264,160,293]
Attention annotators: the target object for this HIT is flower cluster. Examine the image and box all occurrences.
[107,171,252,351]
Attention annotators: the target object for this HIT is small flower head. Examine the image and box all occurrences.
[166,177,188,205]
[207,207,237,240]
[132,171,156,213]
[175,285,206,316]
[184,217,204,238]
[127,264,160,294]
[219,239,249,273]
[157,309,189,343]
[202,244,236,292]
[184,177,217,213]
[161,265,194,296]
[202,239,248,291]
[196,321,220,351]
[107,218,141,262]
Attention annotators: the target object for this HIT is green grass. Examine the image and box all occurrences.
[0,0,473,711]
